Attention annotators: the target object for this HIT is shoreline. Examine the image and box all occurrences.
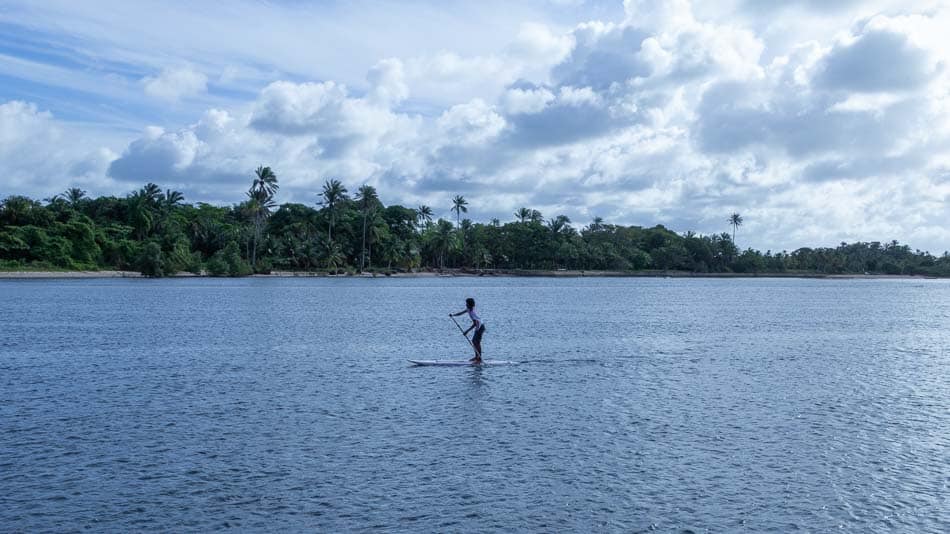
[0,269,943,280]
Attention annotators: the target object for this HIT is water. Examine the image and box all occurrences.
[1,277,948,532]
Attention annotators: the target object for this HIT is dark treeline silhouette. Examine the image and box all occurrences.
[2,172,949,277]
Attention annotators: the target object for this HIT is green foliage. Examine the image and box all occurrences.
[61,218,100,265]
[224,242,252,276]
[205,253,229,276]
[207,242,252,277]
[1,187,947,277]
[137,241,164,277]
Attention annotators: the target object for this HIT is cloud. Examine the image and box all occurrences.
[249,81,349,135]
[815,22,938,92]
[552,22,653,88]
[502,86,556,114]
[6,1,950,252]
[502,85,617,147]
[436,99,507,146]
[108,126,202,181]
[366,58,409,105]
[142,66,208,101]
[508,22,575,67]
[0,101,117,194]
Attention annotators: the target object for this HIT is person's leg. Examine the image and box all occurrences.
[472,326,484,361]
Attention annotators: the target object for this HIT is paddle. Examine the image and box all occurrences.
[450,314,476,350]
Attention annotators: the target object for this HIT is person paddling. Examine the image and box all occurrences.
[450,297,485,363]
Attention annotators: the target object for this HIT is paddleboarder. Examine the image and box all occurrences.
[450,297,485,363]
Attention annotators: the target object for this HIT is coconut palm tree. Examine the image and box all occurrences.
[320,179,348,243]
[325,241,345,271]
[0,195,41,225]
[247,188,277,268]
[142,183,163,204]
[63,187,86,209]
[252,166,279,199]
[728,212,743,243]
[356,184,379,271]
[416,205,433,230]
[515,207,531,223]
[547,215,573,269]
[149,189,185,235]
[451,195,468,252]
[366,212,386,268]
[431,219,456,269]
[127,190,156,240]
[164,189,184,208]
[246,167,278,268]
[451,195,468,229]
[547,215,571,236]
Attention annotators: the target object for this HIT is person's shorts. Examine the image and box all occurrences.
[473,325,485,344]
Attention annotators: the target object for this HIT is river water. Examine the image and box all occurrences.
[1,277,948,532]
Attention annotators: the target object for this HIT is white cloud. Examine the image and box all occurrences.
[5,1,950,252]
[502,87,555,114]
[142,66,208,101]
[436,99,507,146]
[366,58,409,105]
[815,20,938,93]
[557,85,602,106]
[0,101,117,193]
[508,22,575,67]
[250,81,349,135]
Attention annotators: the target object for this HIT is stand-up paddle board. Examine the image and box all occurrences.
[408,359,517,366]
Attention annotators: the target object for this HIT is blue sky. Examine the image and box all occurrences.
[2,0,950,252]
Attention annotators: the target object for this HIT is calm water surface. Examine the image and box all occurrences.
[1,277,948,532]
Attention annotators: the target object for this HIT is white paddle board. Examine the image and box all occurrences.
[408,359,517,366]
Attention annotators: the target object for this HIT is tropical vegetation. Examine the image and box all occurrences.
[2,169,949,277]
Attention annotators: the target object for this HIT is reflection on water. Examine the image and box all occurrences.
[1,277,948,532]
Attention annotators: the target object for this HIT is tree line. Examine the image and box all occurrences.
[1,168,948,277]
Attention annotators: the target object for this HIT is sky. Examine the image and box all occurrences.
[2,0,950,253]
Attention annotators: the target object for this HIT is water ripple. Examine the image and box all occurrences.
[1,277,948,532]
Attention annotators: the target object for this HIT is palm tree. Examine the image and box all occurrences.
[127,190,156,240]
[431,219,456,269]
[63,187,86,209]
[588,216,604,232]
[547,215,571,236]
[252,166,279,198]
[325,241,345,271]
[515,207,531,223]
[320,179,348,243]
[366,212,386,268]
[246,167,278,268]
[142,183,163,203]
[451,195,468,229]
[416,205,433,230]
[0,195,41,225]
[356,184,379,271]
[150,189,184,235]
[451,195,468,253]
[728,212,743,243]
[247,188,277,268]
[547,215,572,269]
[164,189,184,208]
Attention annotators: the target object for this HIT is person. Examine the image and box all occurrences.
[450,297,485,362]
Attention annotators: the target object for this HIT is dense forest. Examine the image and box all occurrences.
[2,167,949,277]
